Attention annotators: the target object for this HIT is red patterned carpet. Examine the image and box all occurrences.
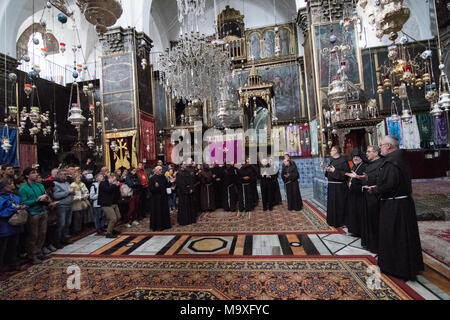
[418,221,450,267]
[119,200,341,235]
[0,256,421,300]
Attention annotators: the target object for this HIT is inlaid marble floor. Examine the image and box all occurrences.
[46,193,449,301]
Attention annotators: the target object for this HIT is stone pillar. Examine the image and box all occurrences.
[98,27,155,170]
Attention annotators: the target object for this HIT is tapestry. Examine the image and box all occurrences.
[433,113,448,148]
[417,113,435,149]
[271,126,286,156]
[286,125,301,156]
[165,139,174,163]
[105,131,138,171]
[310,119,319,156]
[376,120,386,146]
[300,123,312,157]
[0,127,18,166]
[19,143,37,169]
[386,117,403,148]
[208,139,244,164]
[401,116,421,150]
[139,112,156,162]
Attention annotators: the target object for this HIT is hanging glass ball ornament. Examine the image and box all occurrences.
[32,37,40,45]
[40,20,47,28]
[8,73,17,82]
[58,13,68,24]
[330,35,337,44]
[28,70,37,79]
[46,1,52,9]
[72,71,79,79]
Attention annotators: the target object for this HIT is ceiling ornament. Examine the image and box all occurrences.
[76,0,123,35]
[159,0,232,102]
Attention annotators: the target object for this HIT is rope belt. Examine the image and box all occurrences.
[381,196,408,201]
[328,181,344,184]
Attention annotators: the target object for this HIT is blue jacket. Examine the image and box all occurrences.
[0,192,24,237]
[53,180,74,207]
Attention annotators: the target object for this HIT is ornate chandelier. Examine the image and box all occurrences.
[19,84,51,137]
[176,0,206,23]
[158,0,232,102]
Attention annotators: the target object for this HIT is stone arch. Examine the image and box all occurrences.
[16,23,59,58]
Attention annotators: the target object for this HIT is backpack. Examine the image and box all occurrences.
[120,183,133,197]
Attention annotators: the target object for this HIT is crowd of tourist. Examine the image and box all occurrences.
[0,155,304,279]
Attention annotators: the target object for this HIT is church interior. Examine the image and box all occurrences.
[0,0,449,303]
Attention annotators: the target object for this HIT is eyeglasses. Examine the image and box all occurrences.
[379,143,389,147]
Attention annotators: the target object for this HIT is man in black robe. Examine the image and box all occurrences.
[176,162,196,226]
[237,162,256,212]
[344,149,367,236]
[367,136,424,281]
[270,158,282,206]
[360,145,383,253]
[282,159,303,211]
[199,164,215,212]
[325,146,351,227]
[259,159,275,211]
[212,163,224,209]
[222,164,238,212]
[148,166,171,231]
[247,157,259,207]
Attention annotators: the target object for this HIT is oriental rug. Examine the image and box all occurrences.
[0,256,422,300]
[413,181,450,221]
[418,221,450,268]
[118,200,340,235]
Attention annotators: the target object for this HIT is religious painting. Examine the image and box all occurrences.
[286,125,301,157]
[313,22,360,88]
[101,53,134,94]
[137,61,153,115]
[258,64,301,122]
[154,78,167,131]
[280,28,290,56]
[140,112,156,162]
[249,33,261,60]
[264,31,275,58]
[303,35,317,119]
[0,128,18,167]
[103,91,136,132]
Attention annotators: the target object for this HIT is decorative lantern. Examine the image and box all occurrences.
[390,98,401,123]
[83,85,89,95]
[24,84,33,98]
[41,48,48,57]
[430,102,443,118]
[89,104,95,113]
[68,103,86,128]
[77,64,83,73]
[60,42,66,55]
[33,64,41,74]
[87,136,95,149]
[52,141,60,154]
[8,106,18,122]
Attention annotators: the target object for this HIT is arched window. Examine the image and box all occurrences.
[264,31,275,58]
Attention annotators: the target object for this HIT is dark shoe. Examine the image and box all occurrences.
[106,233,117,239]
[55,243,64,249]
[96,230,105,236]
[112,230,121,235]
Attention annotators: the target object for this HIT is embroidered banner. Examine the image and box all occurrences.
[139,112,156,162]
[386,116,403,148]
[104,131,138,171]
[0,127,19,166]
[401,116,421,150]
[300,123,312,157]
[433,113,448,148]
[310,120,319,156]
[286,125,302,157]
[417,113,434,149]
